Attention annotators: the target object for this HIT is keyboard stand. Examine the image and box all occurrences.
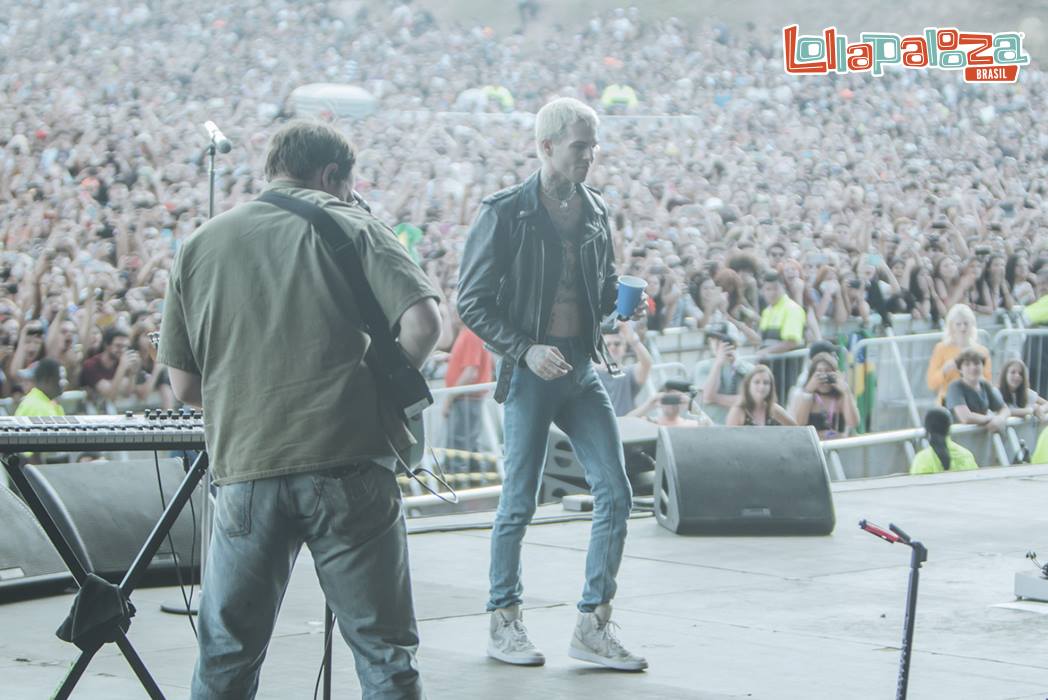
[2,450,209,700]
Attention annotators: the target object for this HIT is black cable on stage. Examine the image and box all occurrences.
[312,616,335,700]
[407,507,654,535]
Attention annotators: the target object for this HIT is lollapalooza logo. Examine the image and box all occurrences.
[783,25,1030,83]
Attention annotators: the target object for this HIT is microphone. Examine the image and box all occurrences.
[203,121,232,153]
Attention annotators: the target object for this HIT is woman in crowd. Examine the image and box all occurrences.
[909,407,979,474]
[808,265,848,324]
[726,365,796,427]
[129,313,175,409]
[907,259,945,323]
[933,256,968,309]
[842,276,871,325]
[715,267,759,327]
[792,351,860,439]
[926,303,992,404]
[998,359,1048,421]
[1005,254,1036,305]
[965,254,996,315]
[982,254,1014,312]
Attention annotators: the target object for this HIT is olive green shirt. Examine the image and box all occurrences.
[158,180,440,485]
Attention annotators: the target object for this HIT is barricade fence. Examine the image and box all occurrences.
[414,325,1047,498]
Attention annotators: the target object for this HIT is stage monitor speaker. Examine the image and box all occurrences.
[541,417,658,502]
[22,458,202,583]
[654,426,835,535]
[0,485,71,599]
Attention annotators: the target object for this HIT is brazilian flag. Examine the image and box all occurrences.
[847,329,876,434]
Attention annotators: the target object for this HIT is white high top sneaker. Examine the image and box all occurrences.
[569,603,648,671]
[487,605,546,666]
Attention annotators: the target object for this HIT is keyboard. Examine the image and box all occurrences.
[0,410,205,452]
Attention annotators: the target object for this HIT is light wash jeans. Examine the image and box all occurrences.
[191,463,423,699]
[488,336,633,613]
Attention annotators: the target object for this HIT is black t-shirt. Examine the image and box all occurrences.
[945,379,1004,417]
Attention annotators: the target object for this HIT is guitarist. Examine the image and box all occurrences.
[159,120,440,699]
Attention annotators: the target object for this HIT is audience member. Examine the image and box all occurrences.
[725,365,795,427]
[596,320,652,417]
[14,357,66,417]
[926,304,992,404]
[909,407,978,474]
[629,380,711,427]
[80,327,140,408]
[792,351,859,439]
[757,272,806,355]
[696,322,751,424]
[442,321,494,471]
[997,359,1048,421]
[945,348,1010,432]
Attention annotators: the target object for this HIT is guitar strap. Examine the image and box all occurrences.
[256,190,433,420]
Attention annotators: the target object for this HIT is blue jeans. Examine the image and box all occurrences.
[191,463,423,700]
[488,336,632,613]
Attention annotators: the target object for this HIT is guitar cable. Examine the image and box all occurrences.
[153,449,198,639]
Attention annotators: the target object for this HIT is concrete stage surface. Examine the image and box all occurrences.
[3,464,1048,699]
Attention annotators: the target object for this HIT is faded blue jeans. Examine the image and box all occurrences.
[488,336,633,613]
[191,463,423,699]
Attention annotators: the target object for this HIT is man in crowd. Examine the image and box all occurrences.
[628,380,711,427]
[596,319,652,417]
[159,120,441,699]
[458,97,647,671]
[945,348,1010,432]
[15,358,66,418]
[758,271,806,356]
[80,327,139,407]
[443,311,495,472]
[696,321,751,424]
[1026,265,1048,326]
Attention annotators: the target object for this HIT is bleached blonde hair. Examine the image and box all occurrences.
[534,97,599,160]
[944,303,979,347]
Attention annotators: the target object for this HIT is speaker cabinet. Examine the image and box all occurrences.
[0,485,71,598]
[541,417,659,502]
[22,458,202,583]
[655,426,835,535]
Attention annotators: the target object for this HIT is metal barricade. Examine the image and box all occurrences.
[991,328,1048,398]
[423,382,502,496]
[822,416,1038,480]
[850,330,992,433]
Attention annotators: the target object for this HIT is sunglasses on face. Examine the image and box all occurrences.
[25,327,43,337]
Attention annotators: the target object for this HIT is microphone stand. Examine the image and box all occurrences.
[859,520,928,700]
[161,134,223,617]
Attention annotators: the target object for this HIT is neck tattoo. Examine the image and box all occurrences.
[542,178,577,209]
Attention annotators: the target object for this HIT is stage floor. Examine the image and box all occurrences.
[4,465,1048,699]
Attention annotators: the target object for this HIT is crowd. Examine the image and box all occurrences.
[2,2,1048,437]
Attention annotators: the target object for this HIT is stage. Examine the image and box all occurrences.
[3,465,1048,699]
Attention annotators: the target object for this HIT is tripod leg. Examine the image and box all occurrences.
[53,645,102,700]
[120,451,209,596]
[115,631,166,700]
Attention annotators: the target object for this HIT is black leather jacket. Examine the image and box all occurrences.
[457,171,619,403]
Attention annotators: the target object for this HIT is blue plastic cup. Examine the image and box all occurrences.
[616,276,647,319]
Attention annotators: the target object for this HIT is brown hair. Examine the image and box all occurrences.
[998,359,1029,408]
[737,365,778,415]
[955,347,987,369]
[264,120,355,184]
